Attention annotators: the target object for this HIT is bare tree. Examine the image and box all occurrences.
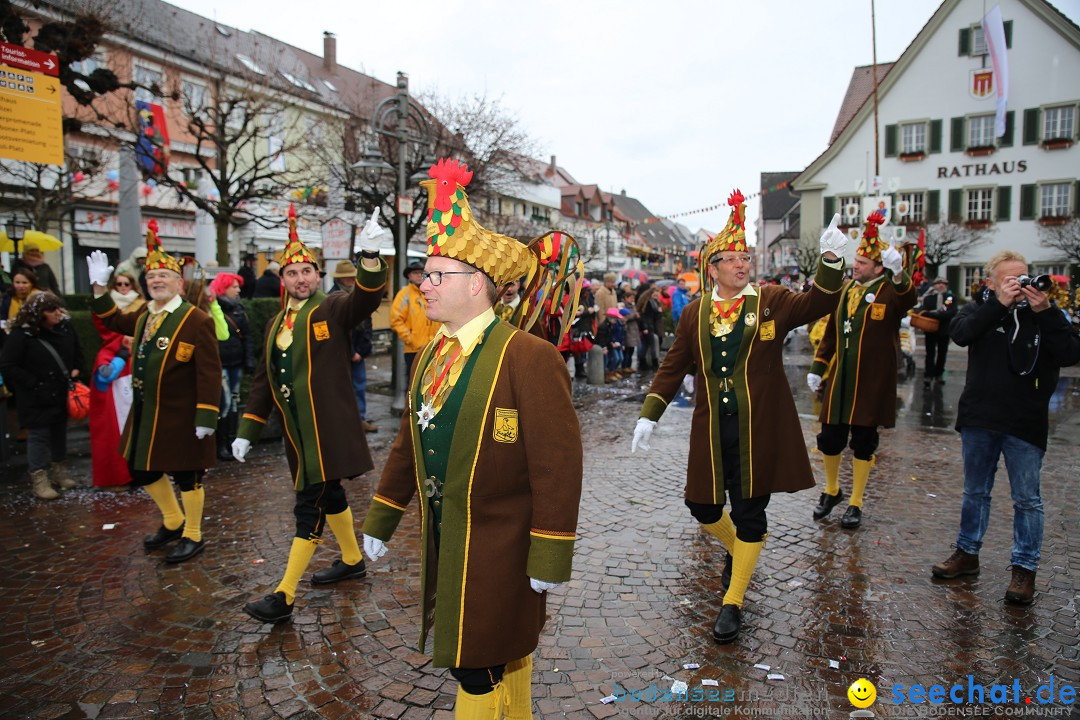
[792,232,822,278]
[1038,219,1080,267]
[0,149,107,234]
[923,221,994,278]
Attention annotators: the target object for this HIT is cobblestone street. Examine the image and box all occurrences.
[1,338,1078,720]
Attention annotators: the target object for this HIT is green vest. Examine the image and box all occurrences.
[271,341,315,483]
[709,304,747,415]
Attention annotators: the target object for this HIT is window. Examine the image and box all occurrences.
[133,62,163,103]
[901,122,927,154]
[966,188,994,221]
[225,100,248,130]
[837,195,860,225]
[1040,183,1072,218]
[181,79,206,111]
[1034,264,1066,277]
[71,52,105,92]
[963,266,983,291]
[971,25,987,55]
[323,80,337,92]
[488,196,500,214]
[899,192,925,223]
[968,114,996,148]
[575,201,582,215]
[1043,105,1075,141]
[235,54,266,76]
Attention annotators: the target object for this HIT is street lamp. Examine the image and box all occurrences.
[5,215,27,261]
[354,71,434,415]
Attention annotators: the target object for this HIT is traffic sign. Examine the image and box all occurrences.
[0,41,63,165]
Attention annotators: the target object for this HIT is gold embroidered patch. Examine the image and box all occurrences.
[870,303,886,320]
[759,320,776,341]
[493,408,518,443]
[176,342,194,362]
[312,321,330,341]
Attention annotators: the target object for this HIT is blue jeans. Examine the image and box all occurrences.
[605,347,623,372]
[221,366,243,415]
[956,427,1044,571]
[351,359,367,420]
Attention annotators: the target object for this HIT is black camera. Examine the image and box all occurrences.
[1017,274,1052,292]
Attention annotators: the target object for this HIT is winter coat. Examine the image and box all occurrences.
[216,295,255,370]
[238,265,257,300]
[594,285,619,317]
[11,258,60,295]
[0,320,83,428]
[390,283,439,354]
[623,305,642,348]
[252,270,281,299]
[89,315,133,487]
[640,259,844,502]
[595,317,625,348]
[810,272,918,428]
[952,295,1080,450]
[362,320,582,668]
[920,288,957,334]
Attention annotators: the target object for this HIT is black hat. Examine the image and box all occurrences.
[403,261,424,278]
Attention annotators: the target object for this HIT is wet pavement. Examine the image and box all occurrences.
[1,335,1078,720]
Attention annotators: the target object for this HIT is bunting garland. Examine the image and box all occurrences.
[642,181,791,224]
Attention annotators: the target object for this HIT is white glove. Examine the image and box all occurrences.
[807,373,823,393]
[530,578,560,593]
[819,213,848,258]
[882,245,904,276]
[195,426,214,439]
[357,207,388,254]
[631,417,656,453]
[231,437,251,462]
[682,375,694,396]
[87,250,114,287]
[364,534,388,562]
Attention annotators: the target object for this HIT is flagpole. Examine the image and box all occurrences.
[871,0,880,179]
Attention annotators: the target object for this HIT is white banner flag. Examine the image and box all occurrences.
[983,5,1009,137]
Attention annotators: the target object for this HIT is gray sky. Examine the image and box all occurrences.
[167,0,1079,237]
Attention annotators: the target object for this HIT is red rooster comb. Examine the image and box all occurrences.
[727,189,745,207]
[866,211,885,226]
[287,202,299,240]
[428,157,473,188]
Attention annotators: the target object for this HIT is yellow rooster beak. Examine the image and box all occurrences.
[418,179,435,189]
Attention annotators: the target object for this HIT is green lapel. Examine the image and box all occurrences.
[697,299,722,503]
[732,292,760,498]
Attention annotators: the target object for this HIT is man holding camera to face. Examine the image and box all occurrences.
[932,250,1080,605]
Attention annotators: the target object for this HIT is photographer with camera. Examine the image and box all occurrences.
[932,251,1080,605]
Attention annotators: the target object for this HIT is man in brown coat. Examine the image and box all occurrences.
[806,212,916,530]
[86,223,221,564]
[234,206,388,624]
[361,158,583,720]
[631,192,846,644]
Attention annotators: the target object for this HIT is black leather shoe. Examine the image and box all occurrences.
[244,592,293,623]
[143,523,184,550]
[311,558,367,585]
[712,604,741,644]
[721,553,733,591]
[164,538,205,563]
[812,491,845,520]
[840,506,862,529]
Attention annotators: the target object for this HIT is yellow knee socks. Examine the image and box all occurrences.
[722,538,764,608]
[179,486,205,542]
[503,654,533,719]
[454,683,509,720]
[702,510,736,553]
[850,457,873,508]
[822,453,842,496]
[325,508,363,566]
[144,476,184,530]
[275,537,319,604]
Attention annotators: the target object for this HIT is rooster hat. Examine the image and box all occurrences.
[856,211,887,264]
[420,158,534,287]
[277,203,320,270]
[144,218,181,275]
[698,189,749,282]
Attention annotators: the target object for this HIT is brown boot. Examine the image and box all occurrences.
[49,462,77,490]
[31,470,59,500]
[1005,566,1035,605]
[931,548,979,578]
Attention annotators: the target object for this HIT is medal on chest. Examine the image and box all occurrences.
[416,401,435,431]
[844,319,853,335]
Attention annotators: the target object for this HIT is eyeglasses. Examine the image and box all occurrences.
[711,254,752,266]
[421,270,477,286]
[114,280,132,288]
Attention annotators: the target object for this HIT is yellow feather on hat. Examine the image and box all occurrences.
[144,218,181,274]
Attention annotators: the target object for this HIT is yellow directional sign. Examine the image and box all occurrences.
[0,43,63,166]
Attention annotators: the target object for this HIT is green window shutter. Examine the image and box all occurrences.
[1019,184,1036,220]
[958,27,971,56]
[946,265,961,295]
[951,117,966,151]
[1004,20,1013,49]
[885,124,898,157]
[1074,181,1080,217]
[823,196,836,226]
[1022,108,1040,145]
[996,186,1011,222]
[948,189,963,222]
[1000,111,1015,147]
[927,190,941,223]
[929,119,943,153]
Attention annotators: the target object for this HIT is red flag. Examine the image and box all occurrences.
[912,227,927,286]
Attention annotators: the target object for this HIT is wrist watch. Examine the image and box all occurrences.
[359,250,379,259]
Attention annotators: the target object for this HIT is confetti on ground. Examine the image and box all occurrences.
[600,695,617,704]
[31,640,45,647]
[753,663,771,671]
[553,667,560,672]
[829,660,840,669]
[683,663,700,670]
[789,580,803,588]
[927,493,937,498]
[671,680,688,695]
[767,673,785,681]
[702,679,719,687]
[252,558,265,565]
[102,524,116,530]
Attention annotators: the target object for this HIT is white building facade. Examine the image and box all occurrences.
[793,0,1079,292]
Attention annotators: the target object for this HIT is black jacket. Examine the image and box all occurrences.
[920,288,957,333]
[252,270,281,298]
[0,320,84,427]
[238,265,257,300]
[217,296,255,370]
[11,258,60,295]
[951,296,1080,450]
